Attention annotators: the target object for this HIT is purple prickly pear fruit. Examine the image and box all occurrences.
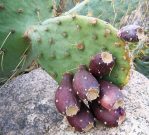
[55,73,80,116]
[67,102,94,132]
[73,65,100,101]
[98,80,124,110]
[118,25,142,42]
[90,101,126,127]
[89,52,115,79]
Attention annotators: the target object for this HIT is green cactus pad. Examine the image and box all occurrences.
[134,42,149,78]
[29,15,131,87]
[65,0,140,28]
[134,58,149,78]
[0,0,53,84]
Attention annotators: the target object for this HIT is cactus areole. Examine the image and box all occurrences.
[27,15,131,87]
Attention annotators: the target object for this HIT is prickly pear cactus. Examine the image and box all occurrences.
[65,0,140,28]
[0,0,53,84]
[28,15,131,87]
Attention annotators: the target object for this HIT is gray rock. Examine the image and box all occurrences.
[0,68,149,135]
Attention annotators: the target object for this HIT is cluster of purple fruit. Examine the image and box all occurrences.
[55,51,126,132]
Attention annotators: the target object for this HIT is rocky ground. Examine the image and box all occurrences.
[0,68,149,135]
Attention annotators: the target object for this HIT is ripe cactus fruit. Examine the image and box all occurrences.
[73,65,100,101]
[0,0,54,84]
[67,102,94,132]
[97,80,124,110]
[55,73,80,116]
[89,52,115,78]
[28,15,131,87]
[90,101,126,127]
[118,25,142,42]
